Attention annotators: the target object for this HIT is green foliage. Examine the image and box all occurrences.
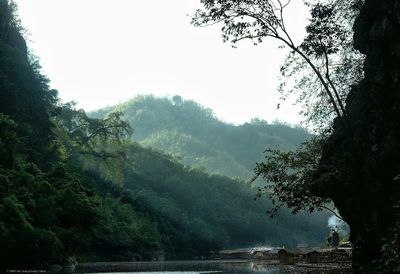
[0,122,98,267]
[114,142,330,257]
[90,95,332,257]
[89,195,161,261]
[202,0,400,271]
[91,95,310,179]
[191,0,364,130]
[53,103,131,184]
[279,0,364,129]
[0,2,158,267]
[0,0,331,267]
[254,136,333,217]
[0,195,63,267]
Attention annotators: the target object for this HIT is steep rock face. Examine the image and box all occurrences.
[315,0,400,271]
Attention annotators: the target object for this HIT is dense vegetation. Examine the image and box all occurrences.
[91,95,310,180]
[115,143,330,258]
[193,0,400,271]
[0,1,331,269]
[0,1,155,267]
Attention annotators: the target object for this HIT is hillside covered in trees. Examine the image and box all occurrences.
[190,0,400,271]
[91,95,310,180]
[3,0,399,271]
[0,1,331,269]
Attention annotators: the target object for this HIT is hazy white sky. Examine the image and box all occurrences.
[15,0,309,125]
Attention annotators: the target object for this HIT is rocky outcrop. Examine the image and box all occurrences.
[316,0,400,271]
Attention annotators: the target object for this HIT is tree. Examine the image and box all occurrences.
[194,0,400,271]
[254,136,340,218]
[53,103,132,184]
[192,0,363,129]
[314,0,400,270]
[0,0,58,166]
[278,0,364,128]
[0,1,138,267]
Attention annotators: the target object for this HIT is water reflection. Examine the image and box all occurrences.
[76,260,351,274]
[87,272,223,274]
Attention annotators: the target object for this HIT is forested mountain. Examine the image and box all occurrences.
[89,142,330,261]
[87,98,330,258]
[0,1,330,269]
[88,96,332,254]
[3,0,396,270]
[91,95,310,179]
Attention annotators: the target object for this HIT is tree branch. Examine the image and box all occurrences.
[323,49,346,116]
[320,205,345,221]
[274,35,343,119]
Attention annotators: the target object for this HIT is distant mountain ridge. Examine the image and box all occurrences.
[0,0,329,264]
[90,94,310,180]
[89,95,329,253]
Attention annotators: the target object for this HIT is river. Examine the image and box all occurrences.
[75,260,352,273]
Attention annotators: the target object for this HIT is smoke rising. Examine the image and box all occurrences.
[328,215,350,235]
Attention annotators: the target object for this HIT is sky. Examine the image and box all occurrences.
[15,0,309,125]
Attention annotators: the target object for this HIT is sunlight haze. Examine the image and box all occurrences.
[15,0,308,125]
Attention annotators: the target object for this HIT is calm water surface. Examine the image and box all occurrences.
[76,260,352,274]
